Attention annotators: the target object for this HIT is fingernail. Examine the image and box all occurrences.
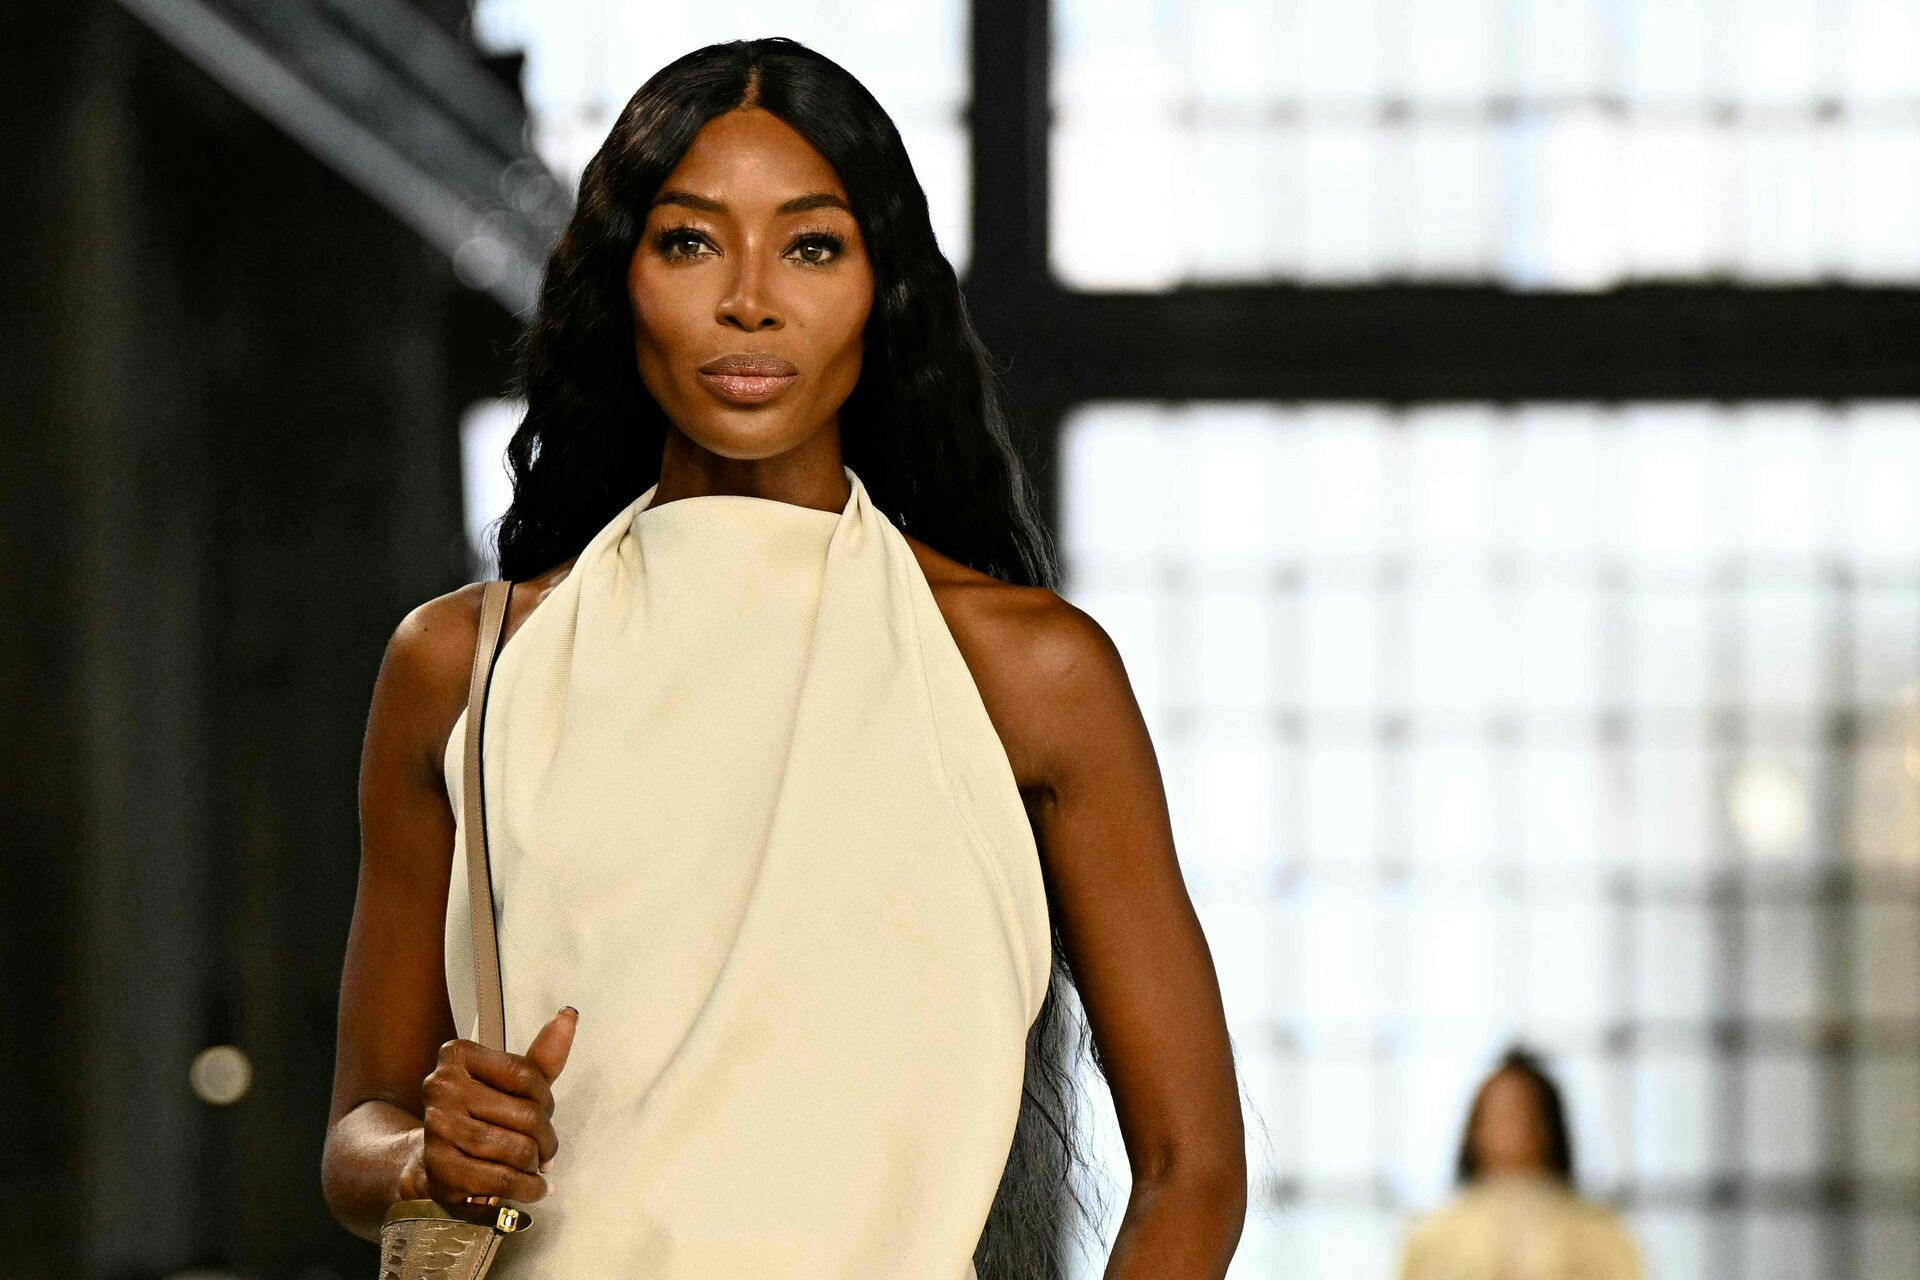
[539,1157,553,1173]
[543,1175,556,1195]
[562,1005,578,1018]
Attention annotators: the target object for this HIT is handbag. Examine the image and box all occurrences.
[379,579,533,1279]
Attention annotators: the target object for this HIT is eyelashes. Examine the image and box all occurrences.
[651,223,847,267]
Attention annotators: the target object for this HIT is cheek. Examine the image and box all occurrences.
[812,277,874,363]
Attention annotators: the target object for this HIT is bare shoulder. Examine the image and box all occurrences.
[379,555,579,783]
[904,535,1125,800]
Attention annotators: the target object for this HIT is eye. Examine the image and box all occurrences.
[787,230,846,267]
[652,224,711,262]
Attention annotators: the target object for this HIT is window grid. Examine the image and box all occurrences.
[1059,400,1920,1280]
[1049,0,1920,289]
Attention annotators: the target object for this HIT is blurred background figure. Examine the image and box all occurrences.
[1398,1047,1641,1280]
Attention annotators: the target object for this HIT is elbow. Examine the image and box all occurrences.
[1136,1143,1249,1212]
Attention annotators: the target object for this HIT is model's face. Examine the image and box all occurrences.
[629,107,874,462]
[1471,1070,1551,1176]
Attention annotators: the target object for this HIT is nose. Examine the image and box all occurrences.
[716,248,781,332]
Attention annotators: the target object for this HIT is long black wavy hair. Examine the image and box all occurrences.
[1453,1044,1576,1188]
[487,36,1112,1279]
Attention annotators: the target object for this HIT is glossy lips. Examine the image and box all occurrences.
[697,352,799,405]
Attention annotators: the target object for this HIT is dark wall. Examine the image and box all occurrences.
[3,5,518,1277]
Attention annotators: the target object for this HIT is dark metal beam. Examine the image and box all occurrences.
[1004,282,1920,405]
[117,0,565,315]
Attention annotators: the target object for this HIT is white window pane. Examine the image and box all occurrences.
[1295,0,1385,102]
[1627,588,1714,713]
[1631,1208,1713,1280]
[1841,1,1920,101]
[1738,585,1828,709]
[1862,1212,1920,1280]
[1304,742,1383,866]
[1729,747,1818,868]
[1060,404,1176,566]
[1841,123,1920,280]
[1519,743,1607,875]
[1742,1209,1822,1280]
[1841,404,1920,562]
[1396,0,1496,99]
[1617,404,1731,568]
[1300,1054,1381,1179]
[1182,405,1296,560]
[1743,901,1820,1021]
[1408,580,1496,714]
[1183,728,1286,888]
[1512,0,1604,98]
[1301,406,1395,557]
[1503,107,1624,289]
[1524,899,1613,1027]
[1852,590,1920,710]
[1301,124,1386,281]
[1406,405,1499,552]
[1634,1051,1718,1181]
[1294,883,1390,1029]
[1743,1054,1823,1177]
[1189,124,1285,281]
[1194,587,1281,711]
[1408,741,1498,871]
[1852,901,1920,1020]
[1621,0,1714,102]
[1517,583,1603,714]
[1623,120,1728,277]
[1853,1059,1920,1179]
[1632,734,1716,884]
[1511,405,1604,558]
[1051,112,1182,288]
[1734,403,1833,556]
[1304,590,1382,714]
[1400,119,1495,276]
[1735,122,1829,280]
[1730,0,1827,104]
[1635,903,1717,1021]
[1186,0,1288,102]
[1404,892,1509,1026]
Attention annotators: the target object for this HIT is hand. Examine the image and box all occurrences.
[417,1006,578,1205]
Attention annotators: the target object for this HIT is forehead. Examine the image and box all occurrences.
[1482,1071,1540,1105]
[655,108,848,212]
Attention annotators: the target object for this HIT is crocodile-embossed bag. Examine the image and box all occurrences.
[379,580,533,1279]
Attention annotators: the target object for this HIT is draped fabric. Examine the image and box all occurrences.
[1397,1175,1643,1280]
[442,464,1051,1279]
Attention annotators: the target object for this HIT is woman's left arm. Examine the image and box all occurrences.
[1021,599,1249,1278]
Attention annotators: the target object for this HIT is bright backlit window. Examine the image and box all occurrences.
[1051,0,1920,288]
[1059,399,1920,1280]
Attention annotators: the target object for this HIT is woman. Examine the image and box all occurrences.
[1397,1047,1641,1280]
[320,36,1247,1280]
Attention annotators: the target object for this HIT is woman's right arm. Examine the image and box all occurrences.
[321,586,478,1239]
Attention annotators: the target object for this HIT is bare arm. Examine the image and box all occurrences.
[1022,601,1248,1277]
[321,586,476,1240]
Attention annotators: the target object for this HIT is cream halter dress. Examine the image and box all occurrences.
[442,464,1052,1280]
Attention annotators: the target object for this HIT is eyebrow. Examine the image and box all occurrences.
[650,189,852,218]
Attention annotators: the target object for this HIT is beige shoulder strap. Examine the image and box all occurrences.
[463,579,514,1053]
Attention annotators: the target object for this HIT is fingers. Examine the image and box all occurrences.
[426,1140,550,1204]
[444,1109,543,1175]
[465,1088,559,1166]
[463,1043,555,1115]
[521,1006,579,1084]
